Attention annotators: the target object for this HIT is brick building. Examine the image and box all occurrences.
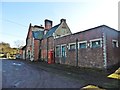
[25,23,44,61]
[23,18,120,69]
[54,25,120,68]
[41,22,120,69]
[21,45,26,60]
[41,19,72,62]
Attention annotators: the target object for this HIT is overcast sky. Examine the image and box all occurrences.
[0,0,119,47]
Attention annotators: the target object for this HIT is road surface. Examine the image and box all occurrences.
[2,59,82,88]
[2,59,119,89]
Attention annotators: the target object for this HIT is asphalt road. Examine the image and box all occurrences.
[2,59,82,88]
[0,60,2,90]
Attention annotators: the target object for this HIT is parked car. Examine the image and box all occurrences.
[8,55,16,59]
[16,54,21,59]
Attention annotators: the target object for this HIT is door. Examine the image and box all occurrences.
[61,45,66,63]
[28,50,30,59]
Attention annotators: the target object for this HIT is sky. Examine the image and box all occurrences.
[0,0,119,48]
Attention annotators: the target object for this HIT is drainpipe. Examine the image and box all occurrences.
[102,32,107,69]
[76,39,78,67]
[46,38,48,62]
[38,39,41,61]
[25,47,26,60]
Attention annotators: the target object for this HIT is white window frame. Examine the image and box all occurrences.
[60,33,71,37]
[90,38,102,48]
[112,40,118,47]
[78,41,87,49]
[61,44,66,57]
[69,43,76,50]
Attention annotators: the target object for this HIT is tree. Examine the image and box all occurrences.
[0,42,11,53]
[0,42,18,58]
[14,40,24,49]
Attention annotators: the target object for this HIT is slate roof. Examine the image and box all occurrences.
[44,24,60,38]
[21,45,26,50]
[72,25,118,35]
[32,31,44,40]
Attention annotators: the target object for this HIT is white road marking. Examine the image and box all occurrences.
[13,80,21,87]
[13,63,22,66]
[2,70,6,72]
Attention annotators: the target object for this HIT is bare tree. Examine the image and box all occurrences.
[14,40,24,49]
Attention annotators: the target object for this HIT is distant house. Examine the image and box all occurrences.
[25,23,44,61]
[21,45,26,60]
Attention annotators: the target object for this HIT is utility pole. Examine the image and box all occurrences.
[76,39,78,67]
[46,38,48,63]
[53,33,56,63]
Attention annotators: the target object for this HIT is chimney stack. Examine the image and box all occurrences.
[60,19,66,23]
[44,19,53,30]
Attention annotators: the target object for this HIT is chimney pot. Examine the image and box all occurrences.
[45,19,53,30]
[60,19,66,23]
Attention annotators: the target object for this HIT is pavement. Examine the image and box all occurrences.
[2,59,120,89]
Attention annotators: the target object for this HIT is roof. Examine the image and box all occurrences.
[44,24,60,38]
[55,25,118,40]
[26,23,32,41]
[34,25,44,29]
[32,31,44,40]
[21,45,26,50]
[72,25,118,35]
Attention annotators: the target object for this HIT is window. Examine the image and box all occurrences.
[56,46,61,57]
[112,40,118,48]
[78,41,87,49]
[62,29,65,34]
[90,38,102,48]
[69,43,76,50]
[61,45,66,57]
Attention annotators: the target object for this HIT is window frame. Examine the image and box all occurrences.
[55,45,61,57]
[69,43,76,50]
[90,38,102,48]
[61,44,66,57]
[112,40,118,48]
[78,41,87,49]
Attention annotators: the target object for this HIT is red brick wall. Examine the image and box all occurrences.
[48,37,54,51]
[55,27,104,68]
[78,48,103,68]
[41,25,120,68]
[101,26,120,68]
[66,50,76,66]
[41,38,48,61]
[34,40,39,61]
[19,49,23,55]
[41,37,54,62]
